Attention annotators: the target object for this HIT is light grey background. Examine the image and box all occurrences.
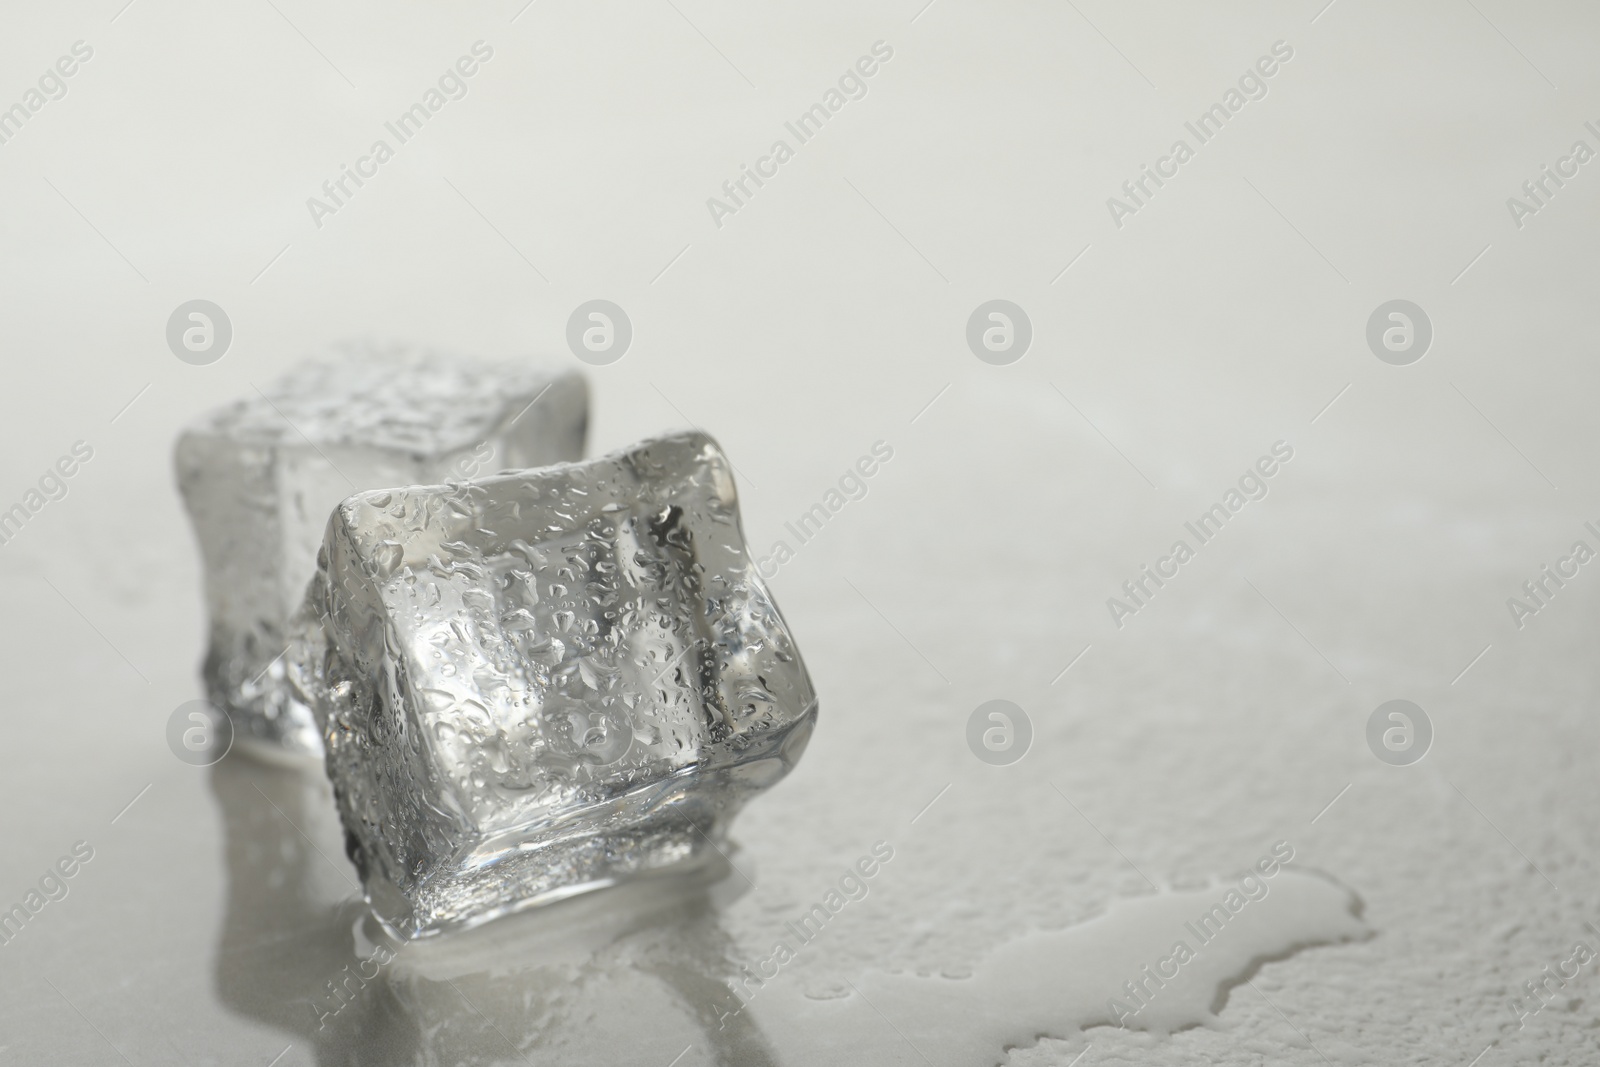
[2,1,1598,1063]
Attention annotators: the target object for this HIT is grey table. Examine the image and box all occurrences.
[1,2,1597,1063]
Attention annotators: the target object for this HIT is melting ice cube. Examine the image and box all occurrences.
[175,342,588,759]
[290,430,817,938]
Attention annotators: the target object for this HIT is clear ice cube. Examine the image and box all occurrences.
[176,342,588,760]
[289,431,817,938]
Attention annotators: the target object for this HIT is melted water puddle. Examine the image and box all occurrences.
[744,867,1368,1065]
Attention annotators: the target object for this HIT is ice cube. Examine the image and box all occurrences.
[290,430,816,938]
[176,342,588,760]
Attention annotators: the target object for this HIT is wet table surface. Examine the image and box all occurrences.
[3,3,1600,1064]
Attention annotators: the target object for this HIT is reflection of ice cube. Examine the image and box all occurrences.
[291,431,817,938]
[175,342,588,760]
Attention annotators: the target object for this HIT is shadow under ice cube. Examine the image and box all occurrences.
[175,343,587,760]
[292,431,817,938]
